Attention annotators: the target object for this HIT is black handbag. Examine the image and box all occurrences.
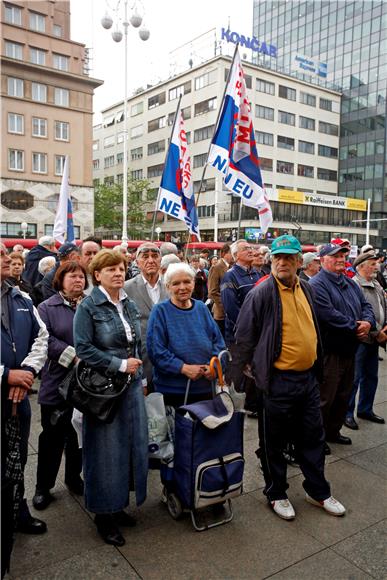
[59,360,130,424]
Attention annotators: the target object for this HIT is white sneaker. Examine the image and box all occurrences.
[271,499,296,520]
[305,494,346,516]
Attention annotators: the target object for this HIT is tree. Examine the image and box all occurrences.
[94,175,153,239]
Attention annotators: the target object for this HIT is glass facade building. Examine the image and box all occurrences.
[252,0,387,247]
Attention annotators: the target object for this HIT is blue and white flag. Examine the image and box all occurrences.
[208,49,267,215]
[157,106,201,240]
[53,156,75,243]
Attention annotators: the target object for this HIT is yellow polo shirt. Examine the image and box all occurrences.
[274,276,317,371]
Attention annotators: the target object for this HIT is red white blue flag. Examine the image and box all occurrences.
[53,156,75,243]
[157,105,201,240]
[208,49,272,233]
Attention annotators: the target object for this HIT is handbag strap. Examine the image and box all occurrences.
[75,362,129,400]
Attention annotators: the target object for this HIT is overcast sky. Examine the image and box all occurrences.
[70,0,253,121]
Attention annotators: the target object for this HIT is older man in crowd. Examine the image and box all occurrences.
[79,239,101,293]
[124,243,168,391]
[310,243,375,454]
[39,243,80,302]
[23,236,57,287]
[299,253,320,281]
[345,251,387,430]
[230,235,345,520]
[208,243,232,337]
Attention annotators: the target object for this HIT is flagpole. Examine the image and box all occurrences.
[195,43,240,213]
[366,198,371,245]
[214,175,220,244]
[237,199,243,239]
[151,95,183,241]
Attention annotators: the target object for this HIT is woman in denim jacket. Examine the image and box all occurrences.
[74,250,148,547]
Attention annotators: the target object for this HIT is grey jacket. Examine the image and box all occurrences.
[353,273,387,342]
[124,275,168,384]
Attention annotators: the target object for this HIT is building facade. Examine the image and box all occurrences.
[252,0,387,248]
[1,0,102,240]
[93,54,375,245]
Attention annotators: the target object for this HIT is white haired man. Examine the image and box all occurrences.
[23,236,57,287]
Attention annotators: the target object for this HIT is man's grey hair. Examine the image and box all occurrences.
[136,242,160,259]
[259,245,270,255]
[164,262,195,286]
[38,256,56,276]
[230,239,247,259]
[38,235,55,248]
[160,242,178,257]
[160,253,180,271]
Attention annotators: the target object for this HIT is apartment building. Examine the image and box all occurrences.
[1,0,102,240]
[93,54,374,246]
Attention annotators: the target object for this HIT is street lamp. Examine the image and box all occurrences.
[155,226,162,241]
[101,1,150,245]
[20,221,28,239]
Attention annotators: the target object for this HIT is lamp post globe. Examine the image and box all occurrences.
[101,12,113,29]
[139,27,150,41]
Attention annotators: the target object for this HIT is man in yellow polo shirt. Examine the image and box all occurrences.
[230,235,345,521]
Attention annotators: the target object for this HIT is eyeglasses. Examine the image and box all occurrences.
[239,245,253,252]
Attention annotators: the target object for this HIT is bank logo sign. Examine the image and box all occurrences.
[292,54,328,78]
[221,27,277,58]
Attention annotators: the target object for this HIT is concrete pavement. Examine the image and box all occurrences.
[8,359,387,579]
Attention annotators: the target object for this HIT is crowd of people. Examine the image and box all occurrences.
[1,233,386,575]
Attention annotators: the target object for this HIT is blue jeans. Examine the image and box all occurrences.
[347,342,379,418]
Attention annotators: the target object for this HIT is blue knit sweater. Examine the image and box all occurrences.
[147,299,225,395]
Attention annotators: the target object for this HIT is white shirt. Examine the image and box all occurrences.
[99,286,132,372]
[141,275,161,305]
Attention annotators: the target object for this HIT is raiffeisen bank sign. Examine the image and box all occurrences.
[221,27,277,58]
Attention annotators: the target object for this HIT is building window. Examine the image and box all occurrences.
[255,131,273,146]
[5,3,22,25]
[148,91,166,109]
[256,79,275,95]
[130,101,143,116]
[148,116,166,132]
[182,106,191,120]
[53,53,69,71]
[54,87,69,107]
[147,164,163,178]
[103,135,115,148]
[132,169,144,180]
[260,157,273,171]
[104,176,114,186]
[29,11,45,32]
[8,113,24,134]
[278,111,295,126]
[7,77,23,97]
[298,140,315,154]
[32,152,47,173]
[32,117,47,137]
[104,156,114,169]
[194,125,215,142]
[318,144,338,158]
[277,136,295,150]
[54,155,66,176]
[299,92,316,107]
[131,146,143,160]
[55,121,69,141]
[193,153,207,168]
[277,161,294,174]
[116,174,123,184]
[8,149,24,171]
[44,224,79,238]
[1,190,33,210]
[131,124,144,138]
[1,222,36,238]
[298,164,314,178]
[53,24,62,37]
[194,97,217,116]
[31,82,47,103]
[5,41,23,60]
[116,152,124,164]
[278,85,296,101]
[93,159,99,170]
[317,168,337,181]
[169,81,191,101]
[92,140,99,151]
[148,140,165,156]
[193,178,215,193]
[299,116,315,130]
[93,178,100,188]
[319,121,338,136]
[256,105,274,121]
[194,69,217,90]
[320,98,333,111]
[30,47,46,65]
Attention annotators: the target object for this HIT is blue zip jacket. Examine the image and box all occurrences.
[309,268,375,355]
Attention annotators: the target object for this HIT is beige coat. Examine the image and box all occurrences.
[208,259,229,320]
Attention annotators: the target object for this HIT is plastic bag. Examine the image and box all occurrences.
[145,393,174,460]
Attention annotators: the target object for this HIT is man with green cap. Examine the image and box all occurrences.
[230,235,345,521]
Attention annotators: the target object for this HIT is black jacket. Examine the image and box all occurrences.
[229,275,323,394]
[22,245,57,287]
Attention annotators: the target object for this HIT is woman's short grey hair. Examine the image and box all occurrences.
[164,263,195,286]
[38,256,56,275]
[160,254,180,271]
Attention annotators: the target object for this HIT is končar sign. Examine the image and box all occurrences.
[221,27,277,58]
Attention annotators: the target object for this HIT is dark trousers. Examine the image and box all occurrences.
[36,404,82,492]
[260,369,330,502]
[215,318,225,338]
[320,353,355,440]
[347,343,379,418]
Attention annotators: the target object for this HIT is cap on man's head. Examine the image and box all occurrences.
[136,242,160,258]
[361,244,374,253]
[58,242,79,259]
[302,252,320,268]
[353,251,378,269]
[271,235,302,255]
[319,243,348,258]
[331,237,351,248]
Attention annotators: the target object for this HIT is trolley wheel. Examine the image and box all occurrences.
[167,493,183,520]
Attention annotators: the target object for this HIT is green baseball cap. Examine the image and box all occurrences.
[271,235,302,255]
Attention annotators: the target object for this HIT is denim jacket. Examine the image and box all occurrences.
[73,286,142,378]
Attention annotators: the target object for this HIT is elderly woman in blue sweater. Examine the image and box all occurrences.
[147,263,225,407]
